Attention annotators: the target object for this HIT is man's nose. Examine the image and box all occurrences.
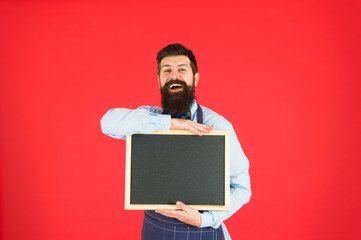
[169,71,180,80]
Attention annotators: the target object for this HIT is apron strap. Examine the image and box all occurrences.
[196,103,203,124]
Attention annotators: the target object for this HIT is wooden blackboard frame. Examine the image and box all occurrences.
[125,130,230,211]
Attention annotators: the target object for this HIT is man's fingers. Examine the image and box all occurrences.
[171,119,213,135]
[196,124,213,132]
[198,124,213,130]
[189,123,213,136]
[176,201,190,213]
[189,125,204,136]
[156,202,202,227]
[156,209,186,219]
[155,202,190,216]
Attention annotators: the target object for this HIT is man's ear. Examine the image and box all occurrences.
[194,73,200,87]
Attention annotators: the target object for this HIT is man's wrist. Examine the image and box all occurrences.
[157,114,171,130]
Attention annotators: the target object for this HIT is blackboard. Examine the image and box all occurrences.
[125,130,230,210]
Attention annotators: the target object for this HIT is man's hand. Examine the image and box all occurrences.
[156,201,202,227]
[171,119,213,136]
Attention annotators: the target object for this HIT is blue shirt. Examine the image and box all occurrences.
[100,100,251,240]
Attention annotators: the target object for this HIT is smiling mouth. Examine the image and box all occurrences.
[168,83,183,91]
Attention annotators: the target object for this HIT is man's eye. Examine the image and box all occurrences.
[179,68,186,72]
[164,69,171,73]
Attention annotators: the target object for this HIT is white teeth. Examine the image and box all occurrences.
[170,84,181,88]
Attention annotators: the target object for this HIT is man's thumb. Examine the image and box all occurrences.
[176,201,188,212]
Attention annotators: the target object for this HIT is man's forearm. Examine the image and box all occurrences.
[100,107,171,139]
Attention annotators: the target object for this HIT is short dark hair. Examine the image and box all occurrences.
[157,43,198,75]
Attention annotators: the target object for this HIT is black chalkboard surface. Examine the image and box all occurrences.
[125,130,230,210]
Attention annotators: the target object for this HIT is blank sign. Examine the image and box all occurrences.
[125,130,230,211]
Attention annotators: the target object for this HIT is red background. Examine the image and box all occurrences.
[1,0,360,239]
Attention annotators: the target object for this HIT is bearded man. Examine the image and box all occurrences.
[100,43,251,240]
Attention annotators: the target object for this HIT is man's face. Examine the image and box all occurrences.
[158,55,199,90]
[158,55,200,114]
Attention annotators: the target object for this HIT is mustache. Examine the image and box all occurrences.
[163,79,187,89]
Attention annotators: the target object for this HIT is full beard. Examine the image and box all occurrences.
[161,79,196,115]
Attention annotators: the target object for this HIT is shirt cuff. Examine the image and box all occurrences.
[156,114,171,130]
[200,211,216,228]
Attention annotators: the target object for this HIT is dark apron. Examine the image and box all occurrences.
[141,104,225,240]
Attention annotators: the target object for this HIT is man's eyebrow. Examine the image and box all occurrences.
[161,64,171,69]
[177,64,189,67]
[161,63,189,69]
